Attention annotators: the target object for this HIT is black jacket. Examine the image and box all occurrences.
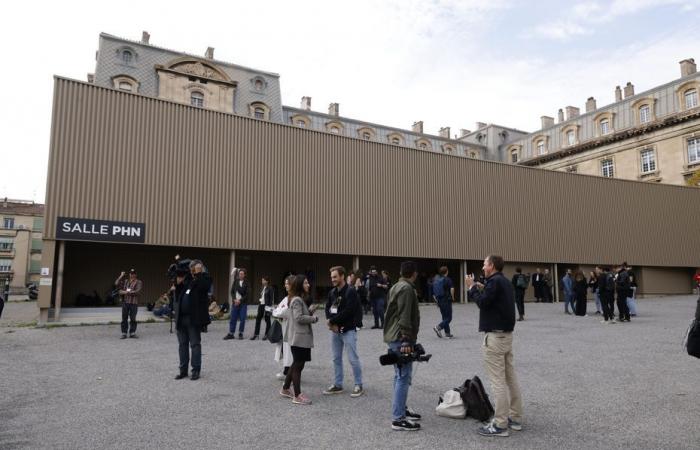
[231,279,249,303]
[616,269,631,293]
[174,272,212,328]
[574,279,588,301]
[598,272,614,297]
[258,286,274,307]
[325,283,360,332]
[469,272,516,333]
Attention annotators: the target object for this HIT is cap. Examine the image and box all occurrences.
[129,269,137,274]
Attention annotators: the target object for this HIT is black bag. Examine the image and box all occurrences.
[268,319,283,344]
[685,319,700,359]
[460,375,495,422]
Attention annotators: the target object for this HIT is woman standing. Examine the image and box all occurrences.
[251,276,274,340]
[574,270,588,316]
[272,276,294,380]
[279,274,318,405]
[588,271,601,315]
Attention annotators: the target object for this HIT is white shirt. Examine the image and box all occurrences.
[259,287,266,305]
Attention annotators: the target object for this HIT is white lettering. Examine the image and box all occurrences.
[62,223,71,232]
[130,227,140,237]
[112,225,121,235]
[72,224,82,233]
[100,225,108,234]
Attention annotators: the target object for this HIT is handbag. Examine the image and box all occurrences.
[435,390,466,419]
[684,319,700,358]
[268,319,283,344]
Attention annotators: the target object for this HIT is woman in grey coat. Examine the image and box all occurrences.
[279,274,318,405]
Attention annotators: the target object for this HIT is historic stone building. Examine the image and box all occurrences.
[0,199,44,293]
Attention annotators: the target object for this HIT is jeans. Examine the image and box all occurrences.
[564,291,575,313]
[121,303,138,334]
[177,315,202,372]
[331,329,363,387]
[253,304,271,337]
[389,340,414,421]
[594,289,602,313]
[229,303,247,334]
[373,298,385,327]
[436,296,453,334]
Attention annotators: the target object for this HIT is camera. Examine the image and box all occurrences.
[379,343,432,366]
[167,258,192,281]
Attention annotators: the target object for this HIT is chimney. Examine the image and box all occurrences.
[459,129,471,138]
[585,97,597,113]
[475,122,487,130]
[540,116,554,129]
[328,103,339,116]
[623,82,635,98]
[438,127,451,138]
[205,47,215,59]
[615,86,622,102]
[565,106,580,120]
[680,58,697,77]
[87,73,95,83]
[301,96,311,110]
[412,121,424,133]
[141,31,150,44]
[557,109,564,123]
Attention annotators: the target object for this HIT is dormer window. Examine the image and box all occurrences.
[511,149,519,163]
[357,127,376,141]
[686,89,698,109]
[118,82,133,92]
[122,50,133,65]
[640,105,651,124]
[190,91,204,108]
[537,140,545,155]
[566,130,575,146]
[600,119,609,135]
[111,75,139,93]
[297,121,306,128]
[391,137,400,144]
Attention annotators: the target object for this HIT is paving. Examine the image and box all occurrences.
[1,295,698,449]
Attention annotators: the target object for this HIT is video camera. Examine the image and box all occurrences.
[167,258,192,281]
[379,343,432,366]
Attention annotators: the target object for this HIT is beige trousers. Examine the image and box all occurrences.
[482,331,523,428]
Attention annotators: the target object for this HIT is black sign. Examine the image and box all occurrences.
[56,217,146,243]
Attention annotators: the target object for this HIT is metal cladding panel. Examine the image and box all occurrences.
[44,78,700,267]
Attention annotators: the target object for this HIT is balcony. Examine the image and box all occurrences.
[0,247,15,257]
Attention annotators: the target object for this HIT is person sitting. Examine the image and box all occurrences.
[153,293,172,318]
[209,298,224,320]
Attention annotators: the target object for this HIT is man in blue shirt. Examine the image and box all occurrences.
[432,266,455,338]
[562,269,574,315]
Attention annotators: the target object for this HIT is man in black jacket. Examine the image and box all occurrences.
[596,266,615,323]
[251,275,274,340]
[224,268,249,340]
[174,260,212,381]
[467,255,523,438]
[615,263,631,322]
[323,266,364,397]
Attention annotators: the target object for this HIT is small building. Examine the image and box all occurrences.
[0,198,44,294]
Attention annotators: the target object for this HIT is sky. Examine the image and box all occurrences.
[1,0,699,201]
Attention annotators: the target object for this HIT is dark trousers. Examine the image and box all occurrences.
[0,297,4,319]
[177,315,202,373]
[542,286,552,303]
[121,303,138,334]
[616,290,630,320]
[515,288,525,318]
[254,304,271,337]
[372,298,385,327]
[601,293,614,321]
[436,297,453,334]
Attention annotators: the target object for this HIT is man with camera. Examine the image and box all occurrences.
[467,255,523,438]
[115,269,142,339]
[384,261,422,431]
[173,259,212,380]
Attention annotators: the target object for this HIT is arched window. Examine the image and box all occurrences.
[118,81,133,92]
[111,75,139,93]
[441,144,455,154]
[391,137,401,144]
[190,91,204,108]
[291,114,311,128]
[249,102,270,120]
[325,121,344,135]
[357,127,376,141]
[254,107,265,119]
[415,138,432,151]
[122,50,133,65]
[255,79,264,91]
[329,126,340,134]
[387,132,404,146]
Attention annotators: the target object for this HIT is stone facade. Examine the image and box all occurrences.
[0,199,44,291]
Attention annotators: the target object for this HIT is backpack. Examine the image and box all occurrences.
[684,319,700,359]
[458,376,495,422]
[516,274,528,289]
[435,390,466,419]
[432,276,445,297]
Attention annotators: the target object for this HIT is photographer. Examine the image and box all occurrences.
[115,269,142,339]
[173,260,212,380]
[384,261,422,431]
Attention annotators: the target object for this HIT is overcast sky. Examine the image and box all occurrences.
[2,0,699,201]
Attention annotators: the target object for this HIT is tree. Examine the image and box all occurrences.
[686,169,700,187]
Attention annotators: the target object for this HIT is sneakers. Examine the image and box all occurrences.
[350,385,364,398]
[405,407,422,421]
[292,393,312,405]
[120,334,127,339]
[444,333,455,339]
[508,418,522,431]
[433,326,443,338]
[600,319,608,324]
[275,372,286,381]
[322,385,344,395]
[392,419,421,431]
[223,333,235,340]
[279,388,294,399]
[478,421,509,437]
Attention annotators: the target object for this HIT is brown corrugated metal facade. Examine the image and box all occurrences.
[44,77,700,265]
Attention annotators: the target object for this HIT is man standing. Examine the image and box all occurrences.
[467,255,523,438]
[596,266,615,324]
[432,266,455,338]
[251,275,274,340]
[615,263,632,322]
[511,268,527,322]
[367,267,387,329]
[562,269,574,314]
[385,261,422,431]
[324,266,364,397]
[543,269,553,303]
[531,268,543,303]
[224,268,249,340]
[173,260,212,380]
[116,269,142,339]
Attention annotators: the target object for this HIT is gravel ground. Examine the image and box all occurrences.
[1,296,698,449]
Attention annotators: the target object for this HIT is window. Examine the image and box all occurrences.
[0,239,12,250]
[639,105,651,124]
[511,150,519,163]
[254,107,265,119]
[3,218,14,229]
[297,120,306,128]
[0,259,11,272]
[640,148,656,173]
[330,126,340,134]
[686,89,699,109]
[566,130,575,146]
[391,137,400,144]
[190,91,204,108]
[689,137,700,164]
[254,79,264,91]
[122,50,133,65]
[536,141,545,155]
[418,142,427,150]
[118,81,133,92]
[469,151,477,158]
[362,132,371,140]
[600,119,609,135]
[601,159,614,178]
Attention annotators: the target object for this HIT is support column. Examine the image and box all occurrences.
[459,260,467,303]
[54,240,66,321]
[37,239,57,326]
[228,250,236,303]
[553,263,560,303]
[352,256,360,272]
